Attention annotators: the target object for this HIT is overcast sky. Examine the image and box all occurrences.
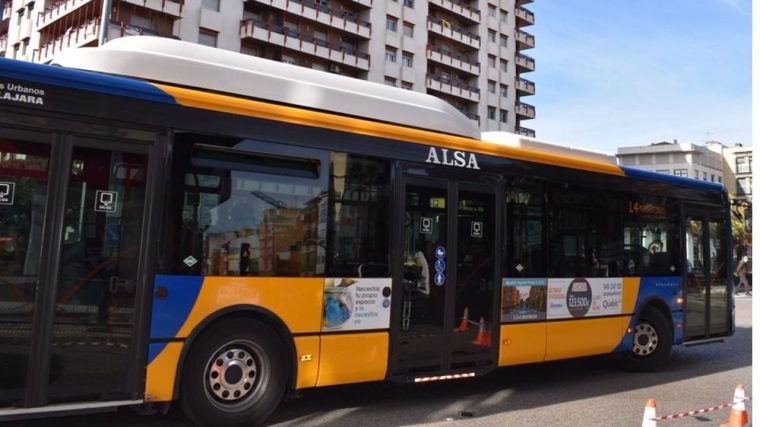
[527,0,752,154]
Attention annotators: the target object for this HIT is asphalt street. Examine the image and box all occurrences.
[9,296,752,427]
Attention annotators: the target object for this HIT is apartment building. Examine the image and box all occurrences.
[0,0,535,135]
[721,143,752,202]
[616,140,725,184]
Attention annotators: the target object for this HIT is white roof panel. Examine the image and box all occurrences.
[52,36,481,139]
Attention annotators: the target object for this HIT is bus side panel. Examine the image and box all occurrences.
[175,277,324,337]
[145,342,184,402]
[545,317,630,361]
[498,323,547,366]
[615,276,683,351]
[294,336,321,389]
[316,332,389,387]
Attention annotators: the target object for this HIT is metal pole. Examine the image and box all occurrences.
[98,0,112,45]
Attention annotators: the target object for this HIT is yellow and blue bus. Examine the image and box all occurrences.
[0,37,733,426]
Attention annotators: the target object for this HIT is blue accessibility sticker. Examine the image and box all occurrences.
[435,246,446,259]
[434,272,446,286]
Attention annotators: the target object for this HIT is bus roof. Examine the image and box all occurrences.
[481,131,618,165]
[52,36,481,140]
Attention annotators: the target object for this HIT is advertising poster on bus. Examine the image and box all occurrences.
[322,278,392,332]
[501,278,547,322]
[547,278,623,320]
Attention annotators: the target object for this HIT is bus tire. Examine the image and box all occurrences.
[619,306,672,372]
[181,318,288,427]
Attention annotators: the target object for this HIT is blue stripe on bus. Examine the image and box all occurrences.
[0,57,176,104]
[148,275,203,363]
[620,166,724,192]
[615,276,683,352]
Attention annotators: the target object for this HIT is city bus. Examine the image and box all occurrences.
[0,37,733,426]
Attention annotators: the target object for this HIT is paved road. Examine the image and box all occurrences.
[12,297,751,427]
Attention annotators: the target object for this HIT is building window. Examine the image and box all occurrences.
[385,46,397,62]
[655,170,669,175]
[710,174,715,182]
[487,106,496,120]
[488,55,496,68]
[673,169,687,177]
[488,30,496,43]
[198,29,218,47]
[500,84,508,97]
[694,170,699,179]
[281,54,297,65]
[500,59,508,72]
[201,0,220,11]
[403,21,414,37]
[401,81,413,90]
[738,177,752,195]
[500,9,508,23]
[402,52,413,67]
[386,16,398,32]
[703,172,707,181]
[500,34,508,47]
[488,80,496,94]
[488,4,496,17]
[384,77,397,86]
[718,176,722,183]
[499,109,508,123]
[403,0,414,8]
[736,156,751,174]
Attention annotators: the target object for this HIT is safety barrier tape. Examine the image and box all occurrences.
[651,396,752,421]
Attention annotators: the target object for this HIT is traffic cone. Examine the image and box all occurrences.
[471,317,491,347]
[454,307,470,332]
[720,384,749,427]
[641,399,657,427]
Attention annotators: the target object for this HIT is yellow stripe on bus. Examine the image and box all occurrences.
[175,277,324,337]
[145,342,183,402]
[156,84,626,177]
[545,316,631,361]
[316,332,388,387]
[499,323,547,366]
[622,277,641,313]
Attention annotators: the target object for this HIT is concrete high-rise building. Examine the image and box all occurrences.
[0,0,535,135]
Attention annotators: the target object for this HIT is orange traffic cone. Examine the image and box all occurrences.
[471,317,491,347]
[641,399,657,427]
[720,384,749,427]
[454,307,470,332]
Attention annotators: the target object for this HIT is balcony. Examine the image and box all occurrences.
[426,74,479,102]
[33,17,99,63]
[426,46,479,75]
[121,0,182,17]
[2,2,11,21]
[515,52,535,72]
[515,6,534,26]
[248,0,371,39]
[515,29,534,49]
[517,126,535,137]
[428,0,480,24]
[240,19,370,71]
[516,102,535,119]
[516,77,535,95]
[36,0,96,30]
[0,34,6,54]
[427,18,479,50]
[517,0,533,4]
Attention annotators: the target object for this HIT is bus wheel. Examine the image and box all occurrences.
[619,307,672,372]
[181,318,288,427]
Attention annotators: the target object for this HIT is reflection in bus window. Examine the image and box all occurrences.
[505,179,545,277]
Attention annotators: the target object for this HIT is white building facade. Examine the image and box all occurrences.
[616,140,725,184]
[0,0,535,135]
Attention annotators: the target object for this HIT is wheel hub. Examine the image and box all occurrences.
[207,347,257,402]
[631,322,658,356]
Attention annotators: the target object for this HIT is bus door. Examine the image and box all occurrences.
[683,206,730,341]
[1,133,155,409]
[392,171,500,376]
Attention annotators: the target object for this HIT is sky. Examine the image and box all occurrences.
[527,0,752,154]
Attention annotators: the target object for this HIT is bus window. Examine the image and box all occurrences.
[329,153,390,277]
[623,198,679,276]
[504,178,545,277]
[170,135,329,277]
[548,186,622,278]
